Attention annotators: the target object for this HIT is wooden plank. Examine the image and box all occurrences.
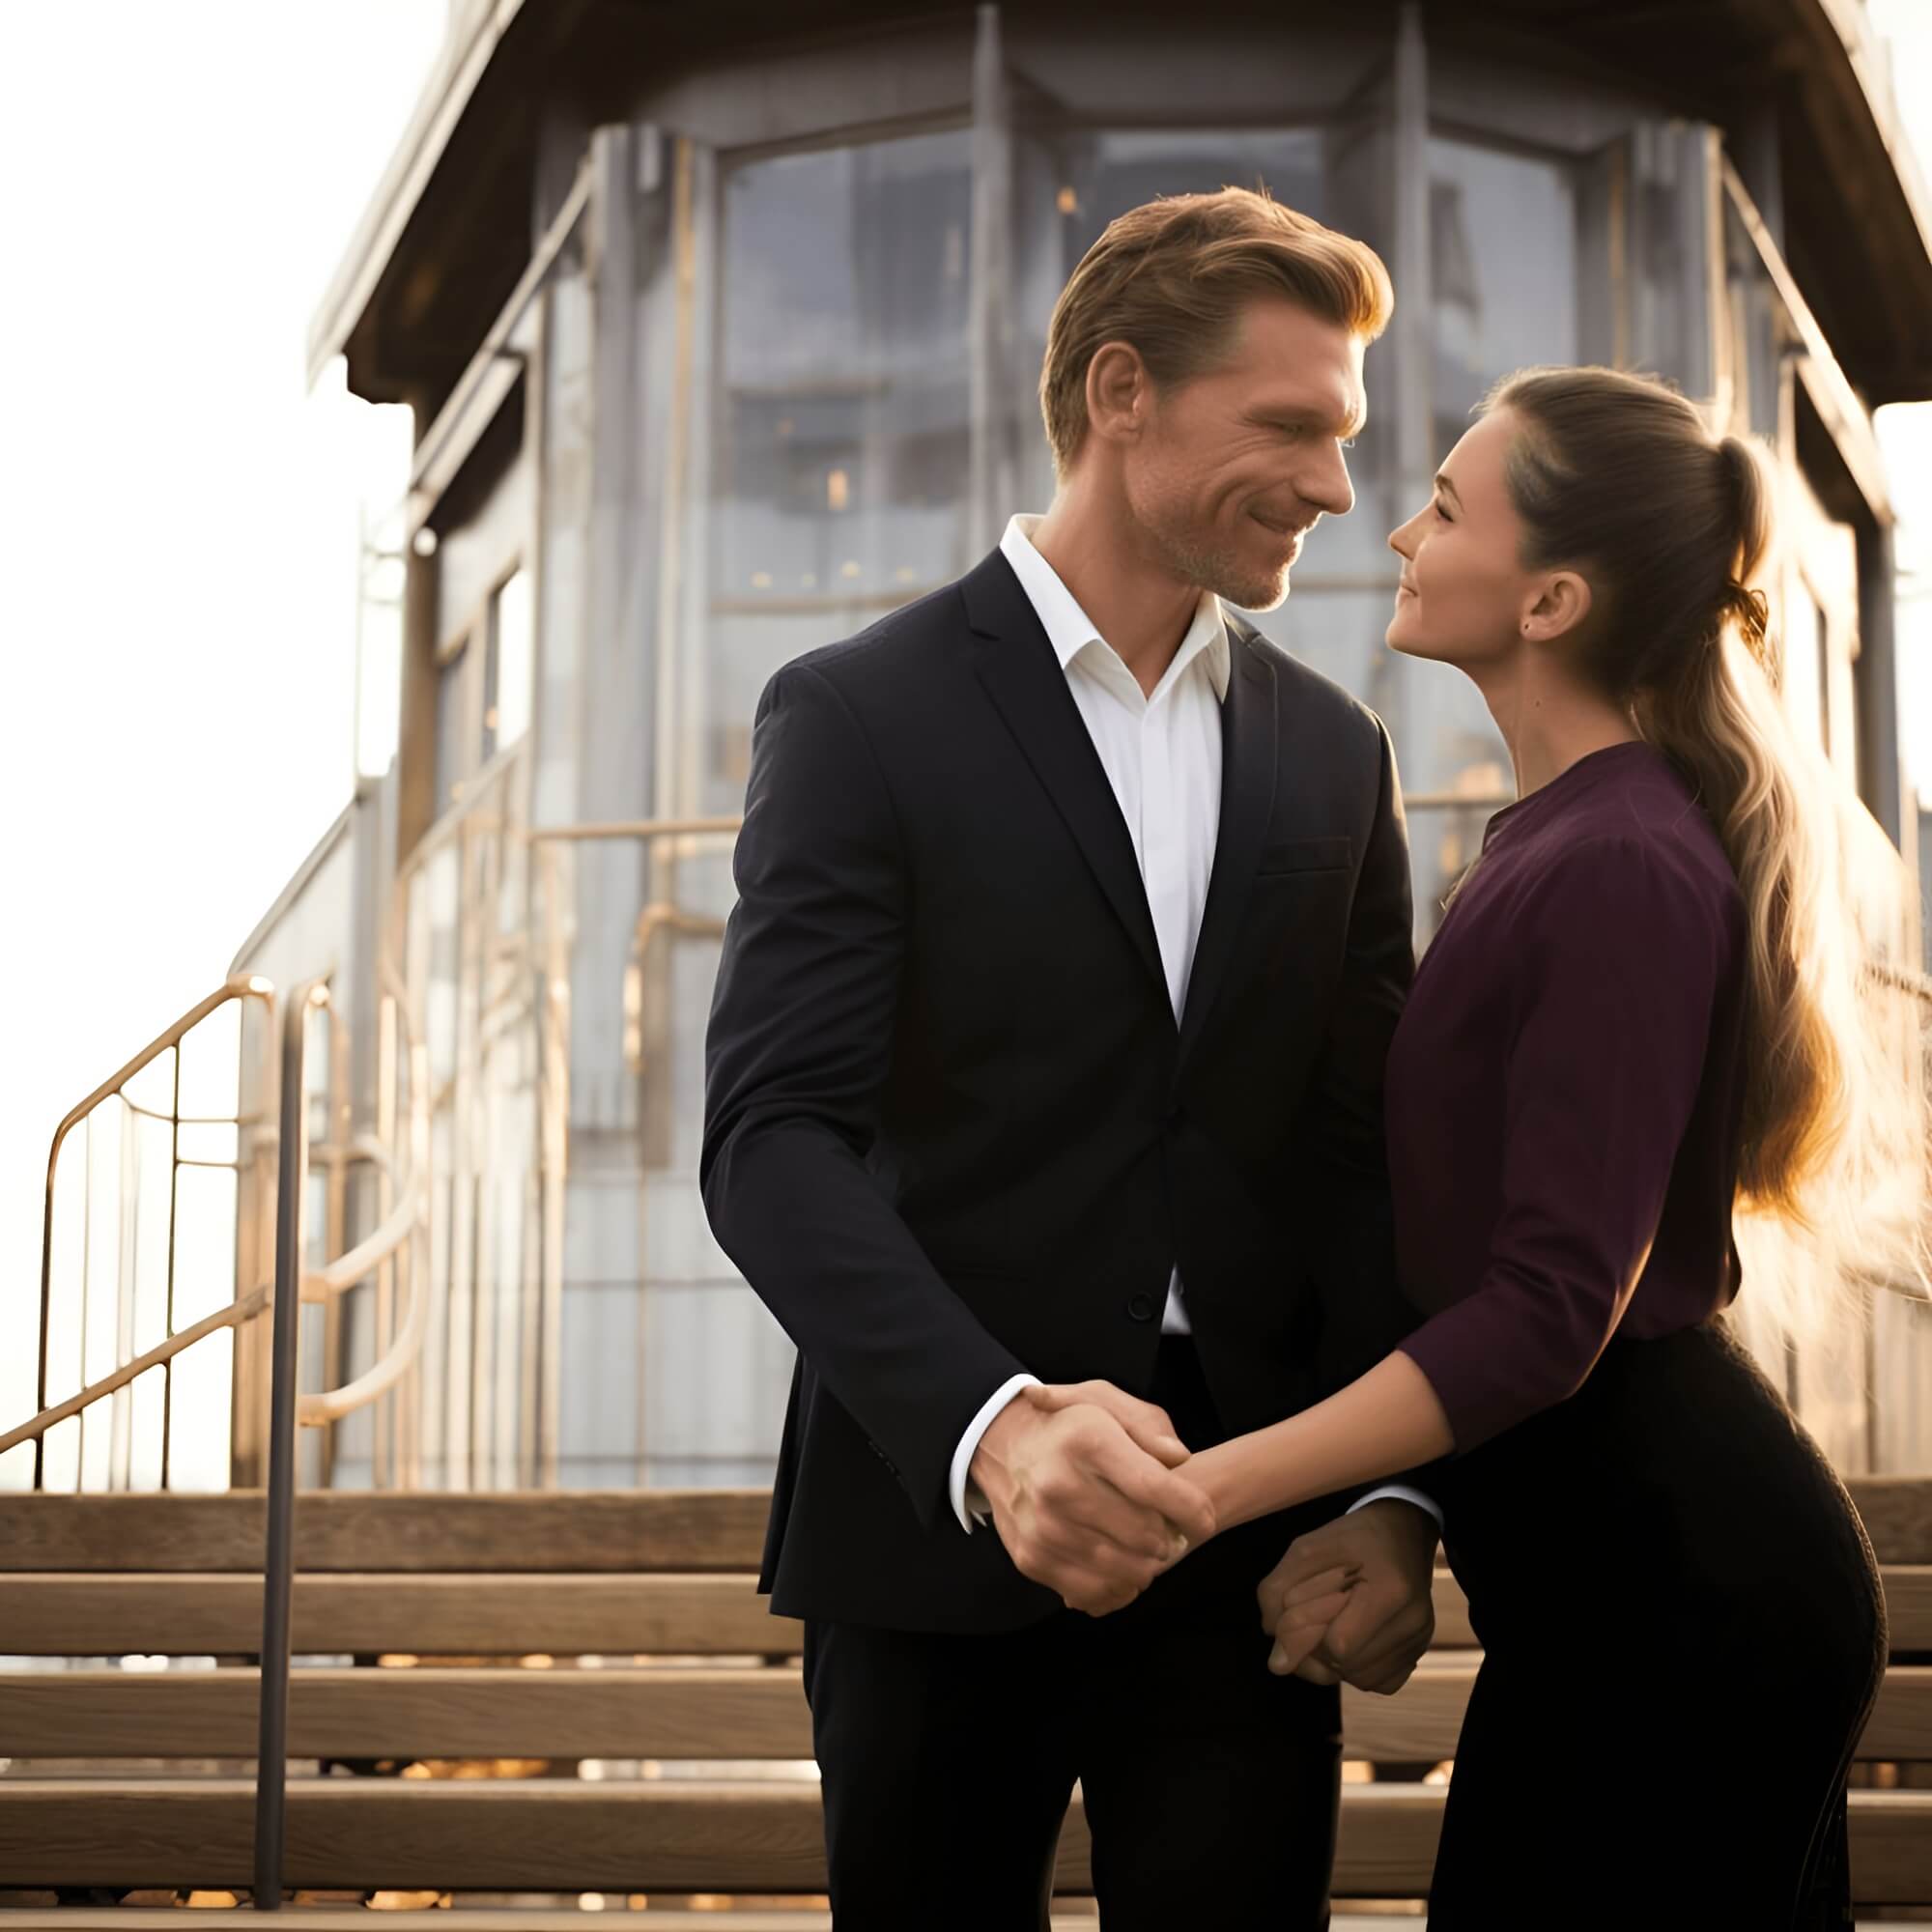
[0,1779,1921,1900]
[0,1573,800,1657]
[1340,1664,1932,1767]
[0,1666,814,1761]
[1428,1564,1932,1653]
[1848,1479,1932,1565]
[0,1492,771,1574]
[5,1482,1924,1575]
[1863,1666,1932,1761]
[14,1565,1931,1660]
[1885,1566,1932,1652]
[0,1919,855,1932]
[0,1779,1408,1896]
[8,1662,1928,1768]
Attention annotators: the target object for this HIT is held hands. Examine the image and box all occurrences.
[1256,1499,1438,1696]
[970,1379,1217,1617]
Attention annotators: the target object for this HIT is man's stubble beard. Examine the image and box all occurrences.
[1130,475,1292,614]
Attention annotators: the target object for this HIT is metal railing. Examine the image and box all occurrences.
[253,978,327,1909]
[7,981,433,1480]
[4,971,431,1911]
[524,814,741,1079]
[22,973,273,1491]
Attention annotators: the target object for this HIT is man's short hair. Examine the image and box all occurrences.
[1039,185,1393,477]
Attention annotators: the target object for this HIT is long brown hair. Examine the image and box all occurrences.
[1488,366,1927,1338]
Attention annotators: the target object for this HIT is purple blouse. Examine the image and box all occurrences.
[1389,742,1749,1452]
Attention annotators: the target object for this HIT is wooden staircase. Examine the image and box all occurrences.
[3,1484,1930,1908]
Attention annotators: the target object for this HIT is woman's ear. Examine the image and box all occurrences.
[1520,570,1593,643]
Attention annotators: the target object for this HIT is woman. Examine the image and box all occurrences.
[1057,368,1921,1923]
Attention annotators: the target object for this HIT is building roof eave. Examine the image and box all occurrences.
[1784,0,1932,403]
[304,0,559,397]
[306,0,1932,409]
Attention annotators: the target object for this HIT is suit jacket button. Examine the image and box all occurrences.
[1127,1292,1156,1322]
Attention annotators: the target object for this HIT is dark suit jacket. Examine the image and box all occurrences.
[700,545,1420,1633]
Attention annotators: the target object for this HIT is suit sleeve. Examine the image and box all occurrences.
[700,662,1028,1532]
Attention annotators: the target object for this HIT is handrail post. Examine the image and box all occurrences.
[254,980,326,1910]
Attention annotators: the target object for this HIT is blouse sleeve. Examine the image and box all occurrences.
[1396,835,1731,1451]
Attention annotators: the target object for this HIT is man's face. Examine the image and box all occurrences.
[1121,298,1366,611]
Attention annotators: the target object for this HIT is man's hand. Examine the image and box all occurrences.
[1257,1498,1438,1695]
[972,1380,1217,1617]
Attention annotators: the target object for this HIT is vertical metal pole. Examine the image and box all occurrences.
[255,982,321,1910]
[1857,518,1904,845]
[1387,0,1433,927]
[162,1043,183,1489]
[35,1141,60,1492]
[537,840,569,1489]
[321,1009,350,1492]
[374,996,397,1489]
[111,1101,139,1492]
[76,1117,93,1489]
[968,2,1011,560]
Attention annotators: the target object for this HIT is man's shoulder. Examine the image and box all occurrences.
[1229,612,1388,751]
[780,577,976,699]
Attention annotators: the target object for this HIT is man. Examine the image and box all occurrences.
[701,186,1439,1928]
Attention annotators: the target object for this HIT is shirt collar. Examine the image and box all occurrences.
[1000,514,1232,702]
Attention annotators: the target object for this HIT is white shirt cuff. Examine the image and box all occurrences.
[1349,1483,1444,1532]
[949,1373,1044,1533]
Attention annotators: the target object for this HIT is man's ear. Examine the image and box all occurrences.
[1085,339,1150,448]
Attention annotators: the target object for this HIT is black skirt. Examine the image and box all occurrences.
[1424,1316,1886,1931]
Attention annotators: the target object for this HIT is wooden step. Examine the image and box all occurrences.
[10,1563,1930,1659]
[0,1492,769,1574]
[0,1778,1419,1895]
[6,1662,1926,1766]
[0,1919,867,1932]
[5,1476,1925,1574]
[0,1572,799,1657]
[0,1780,1925,1901]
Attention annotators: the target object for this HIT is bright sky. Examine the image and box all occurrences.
[0,2,447,1464]
[0,1,1928,1474]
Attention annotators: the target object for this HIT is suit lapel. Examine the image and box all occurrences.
[1177,617,1278,1067]
[962,550,1168,1006]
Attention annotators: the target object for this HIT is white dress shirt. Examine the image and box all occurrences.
[949,516,1439,1538]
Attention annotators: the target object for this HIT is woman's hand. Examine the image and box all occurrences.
[1257,1501,1439,1694]
[1261,1564,1360,1681]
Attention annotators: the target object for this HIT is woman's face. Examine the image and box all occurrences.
[1385,408,1555,668]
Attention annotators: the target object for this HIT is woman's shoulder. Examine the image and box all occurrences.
[1511,753,1744,952]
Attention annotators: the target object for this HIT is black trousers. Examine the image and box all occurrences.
[802,1336,1343,1929]
[1426,1317,1886,1931]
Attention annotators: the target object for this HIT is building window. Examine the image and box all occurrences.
[436,562,532,813]
[1429,135,1580,461]
[705,128,975,811]
[434,630,476,811]
[483,566,534,762]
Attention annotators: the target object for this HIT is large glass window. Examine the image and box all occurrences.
[1394,135,1600,926]
[1428,136,1579,459]
[704,128,975,814]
